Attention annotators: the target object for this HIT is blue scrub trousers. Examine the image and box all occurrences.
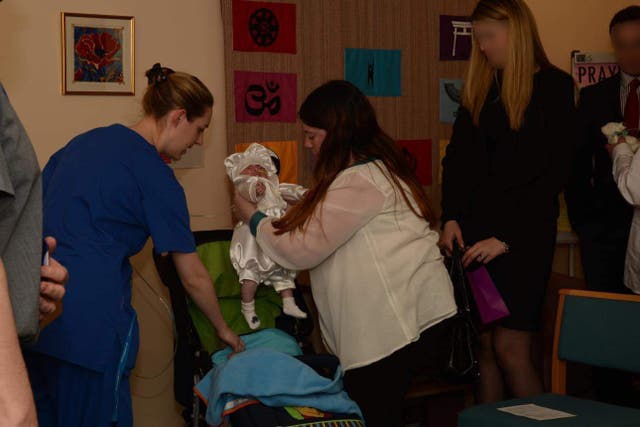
[25,351,133,427]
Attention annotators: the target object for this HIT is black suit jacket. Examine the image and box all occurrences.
[442,67,576,249]
[566,73,633,234]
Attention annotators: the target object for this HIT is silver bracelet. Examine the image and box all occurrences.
[501,241,511,254]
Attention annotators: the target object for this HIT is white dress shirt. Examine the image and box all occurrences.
[612,142,640,293]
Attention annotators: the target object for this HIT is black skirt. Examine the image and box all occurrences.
[484,222,558,331]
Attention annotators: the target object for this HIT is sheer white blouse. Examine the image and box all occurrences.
[254,160,457,371]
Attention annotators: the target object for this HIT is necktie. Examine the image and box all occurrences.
[624,78,640,131]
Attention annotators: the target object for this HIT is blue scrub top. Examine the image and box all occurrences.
[30,124,196,372]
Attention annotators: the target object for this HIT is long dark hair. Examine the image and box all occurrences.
[273,80,435,234]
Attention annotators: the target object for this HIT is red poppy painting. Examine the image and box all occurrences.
[73,27,123,83]
[62,13,134,95]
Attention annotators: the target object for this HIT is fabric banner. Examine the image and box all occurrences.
[397,139,433,186]
[234,71,297,123]
[345,48,402,96]
[233,0,296,53]
[440,15,472,61]
[440,78,463,123]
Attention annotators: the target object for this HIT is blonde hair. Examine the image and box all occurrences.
[142,63,213,121]
[463,0,550,130]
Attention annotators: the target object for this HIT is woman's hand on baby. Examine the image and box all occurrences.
[233,189,258,223]
[219,326,245,354]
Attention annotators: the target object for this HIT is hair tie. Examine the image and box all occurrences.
[147,63,175,85]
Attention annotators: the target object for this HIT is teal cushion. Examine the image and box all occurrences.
[458,394,640,427]
[558,296,640,372]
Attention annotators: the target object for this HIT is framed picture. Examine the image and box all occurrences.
[61,13,135,95]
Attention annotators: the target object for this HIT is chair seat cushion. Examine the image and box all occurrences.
[458,394,640,427]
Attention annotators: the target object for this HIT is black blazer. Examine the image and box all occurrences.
[566,73,634,233]
[441,67,576,249]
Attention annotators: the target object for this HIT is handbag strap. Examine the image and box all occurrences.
[451,243,472,314]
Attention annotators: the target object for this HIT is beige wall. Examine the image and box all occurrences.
[0,0,634,425]
[527,0,632,277]
[1,0,229,425]
[528,0,633,73]
[0,0,233,232]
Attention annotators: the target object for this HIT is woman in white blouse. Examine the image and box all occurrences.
[609,141,640,293]
[234,80,457,426]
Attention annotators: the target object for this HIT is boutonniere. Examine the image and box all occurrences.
[601,122,640,153]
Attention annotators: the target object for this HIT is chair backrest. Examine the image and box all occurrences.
[155,229,253,414]
[194,230,246,300]
[154,228,299,349]
[552,289,640,393]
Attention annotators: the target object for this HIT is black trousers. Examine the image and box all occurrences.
[342,318,451,427]
[579,226,634,407]
[579,226,629,294]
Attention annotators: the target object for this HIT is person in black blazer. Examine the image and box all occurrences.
[567,6,640,295]
[440,0,576,403]
[567,76,633,295]
[566,6,640,407]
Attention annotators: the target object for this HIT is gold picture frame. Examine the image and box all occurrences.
[61,12,135,95]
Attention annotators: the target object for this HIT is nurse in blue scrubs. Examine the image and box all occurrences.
[25,63,244,426]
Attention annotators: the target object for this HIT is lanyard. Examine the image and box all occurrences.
[112,312,136,423]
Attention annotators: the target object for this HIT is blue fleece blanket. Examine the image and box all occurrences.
[197,347,362,426]
[210,328,302,366]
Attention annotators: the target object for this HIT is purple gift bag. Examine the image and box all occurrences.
[466,266,510,325]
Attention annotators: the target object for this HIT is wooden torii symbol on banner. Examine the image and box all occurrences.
[451,20,472,57]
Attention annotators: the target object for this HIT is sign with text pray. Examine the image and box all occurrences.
[572,51,619,89]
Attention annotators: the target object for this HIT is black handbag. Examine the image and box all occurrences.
[443,244,479,382]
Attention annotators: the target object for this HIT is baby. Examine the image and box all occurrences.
[225,143,308,329]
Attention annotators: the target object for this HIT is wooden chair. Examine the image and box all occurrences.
[539,273,586,391]
[458,289,640,426]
